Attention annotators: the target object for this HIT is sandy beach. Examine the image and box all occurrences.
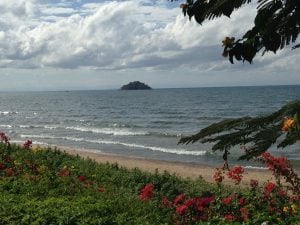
[44,145,280,186]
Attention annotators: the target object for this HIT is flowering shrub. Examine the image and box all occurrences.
[156,192,214,223]
[0,132,10,147]
[260,152,300,193]
[0,132,299,224]
[138,152,300,224]
[0,133,108,196]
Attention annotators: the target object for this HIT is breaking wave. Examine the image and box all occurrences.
[19,134,206,156]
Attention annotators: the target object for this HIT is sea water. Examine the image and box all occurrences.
[1,85,300,168]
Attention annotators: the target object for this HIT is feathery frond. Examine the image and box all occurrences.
[179,101,300,160]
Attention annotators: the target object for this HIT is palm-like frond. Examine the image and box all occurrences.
[179,101,300,160]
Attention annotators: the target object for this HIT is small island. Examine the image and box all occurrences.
[120,81,152,90]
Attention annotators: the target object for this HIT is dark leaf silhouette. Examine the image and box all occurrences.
[179,101,300,160]
[171,0,300,63]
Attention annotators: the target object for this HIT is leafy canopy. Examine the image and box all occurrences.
[173,0,300,63]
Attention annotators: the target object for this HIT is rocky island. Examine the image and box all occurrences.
[120,81,152,90]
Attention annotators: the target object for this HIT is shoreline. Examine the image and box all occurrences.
[37,144,280,186]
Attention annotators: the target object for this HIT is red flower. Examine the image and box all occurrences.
[277,189,287,197]
[176,204,188,216]
[227,166,244,185]
[239,197,247,206]
[58,168,71,177]
[173,193,186,205]
[98,187,105,192]
[224,214,236,221]
[240,207,249,221]
[183,198,197,208]
[213,168,224,184]
[261,153,290,176]
[23,140,32,149]
[290,195,299,202]
[250,179,258,189]
[199,196,215,207]
[264,182,276,194]
[161,196,173,208]
[0,163,6,170]
[0,132,10,146]
[5,168,14,176]
[222,196,233,205]
[139,183,154,201]
[78,175,87,182]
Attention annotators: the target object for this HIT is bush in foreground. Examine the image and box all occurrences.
[0,132,299,224]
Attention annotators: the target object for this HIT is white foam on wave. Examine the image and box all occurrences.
[86,139,207,156]
[44,125,59,130]
[19,125,59,130]
[20,134,53,139]
[19,134,206,156]
[66,126,149,136]
[0,111,18,115]
[20,125,35,128]
[0,124,12,128]
[243,166,267,170]
[12,140,48,145]
[20,134,83,142]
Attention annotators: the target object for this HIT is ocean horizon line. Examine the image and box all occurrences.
[1,83,300,93]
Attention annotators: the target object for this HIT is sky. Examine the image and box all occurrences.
[0,0,299,91]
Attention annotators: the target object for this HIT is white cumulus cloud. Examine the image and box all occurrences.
[0,0,299,75]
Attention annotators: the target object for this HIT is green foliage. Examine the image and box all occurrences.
[173,0,300,63]
[179,101,300,159]
[0,142,214,225]
[0,138,299,224]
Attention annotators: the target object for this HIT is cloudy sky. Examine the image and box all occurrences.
[0,0,299,91]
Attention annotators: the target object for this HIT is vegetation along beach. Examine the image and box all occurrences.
[1,0,300,224]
